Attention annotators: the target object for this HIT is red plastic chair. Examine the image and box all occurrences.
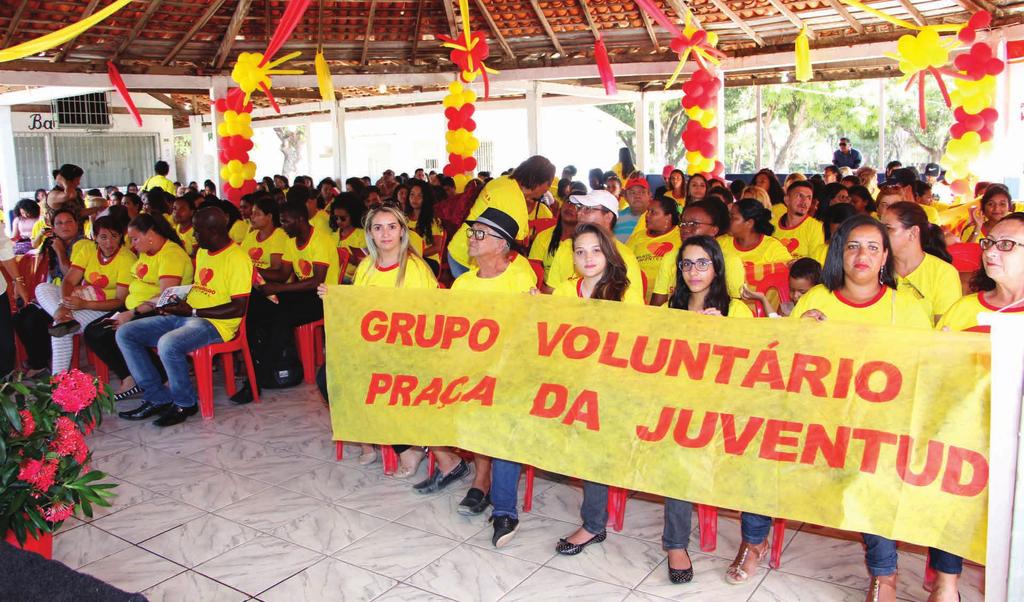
[607,487,629,531]
[948,242,982,272]
[425,451,537,511]
[527,258,545,289]
[640,271,649,301]
[748,263,790,317]
[3,253,48,368]
[696,508,786,566]
[296,247,350,383]
[187,321,260,419]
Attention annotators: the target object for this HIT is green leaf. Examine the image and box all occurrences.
[0,436,6,465]
[79,496,93,518]
[0,397,20,431]
[25,506,47,531]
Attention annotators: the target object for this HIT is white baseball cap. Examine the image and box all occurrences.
[569,190,619,214]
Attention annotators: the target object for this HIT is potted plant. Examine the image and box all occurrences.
[1,369,117,558]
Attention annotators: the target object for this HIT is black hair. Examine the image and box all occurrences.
[205,198,241,227]
[618,147,635,178]
[971,212,1024,291]
[668,235,731,315]
[286,186,313,206]
[683,200,727,235]
[105,204,130,232]
[405,179,438,239]
[789,257,822,284]
[127,182,138,188]
[884,201,952,263]
[787,180,814,196]
[281,200,310,221]
[650,195,681,229]
[823,165,839,176]
[123,192,142,211]
[203,179,216,192]
[588,168,606,190]
[821,202,858,241]
[174,195,197,211]
[816,182,845,218]
[685,173,709,205]
[821,215,897,291]
[59,164,83,180]
[274,174,290,187]
[734,198,775,236]
[253,195,281,227]
[14,198,40,219]
[128,213,184,248]
[707,185,733,205]
[111,191,124,202]
[729,179,745,200]
[886,160,902,172]
[331,192,365,232]
[841,175,860,188]
[92,215,126,239]
[154,160,169,175]
[846,185,875,213]
[981,183,1011,209]
[86,188,102,197]
[755,169,786,206]
[144,188,172,215]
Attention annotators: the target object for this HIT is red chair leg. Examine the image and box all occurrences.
[606,487,628,532]
[381,446,397,475]
[427,450,436,477]
[71,335,81,370]
[697,505,718,553]
[240,338,260,404]
[314,326,325,368]
[769,518,786,569]
[335,441,344,460]
[295,325,316,384]
[924,561,937,592]
[522,465,535,512]
[192,348,215,419]
[221,352,236,397]
[89,350,109,386]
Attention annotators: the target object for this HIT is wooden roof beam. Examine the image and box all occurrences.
[112,0,165,61]
[442,0,458,39]
[528,0,565,56]
[54,0,101,62]
[636,2,660,48]
[663,0,700,26]
[472,0,516,60]
[410,0,427,60]
[1,1,30,49]
[766,0,816,38]
[148,93,188,116]
[161,0,229,66]
[705,0,765,46]
[361,0,379,65]
[826,0,865,35]
[214,0,255,69]
[896,0,927,26]
[578,0,601,38]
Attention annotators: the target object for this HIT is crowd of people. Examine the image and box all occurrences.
[2,149,1022,602]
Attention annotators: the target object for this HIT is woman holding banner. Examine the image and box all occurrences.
[316,205,437,472]
[725,215,932,601]
[552,222,640,557]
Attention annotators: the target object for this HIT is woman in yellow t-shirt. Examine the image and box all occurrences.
[172,196,197,256]
[626,195,682,302]
[33,216,136,373]
[666,169,686,206]
[685,172,708,205]
[529,191,579,276]
[727,215,933,598]
[330,192,367,282]
[939,213,1024,332]
[552,223,647,557]
[881,201,962,322]
[962,183,1012,242]
[317,206,437,470]
[406,179,444,271]
[721,199,793,283]
[241,196,289,280]
[83,213,193,398]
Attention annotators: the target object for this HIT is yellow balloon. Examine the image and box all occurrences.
[449,81,464,95]
[698,112,717,128]
[463,89,477,104]
[453,174,469,192]
[685,106,703,120]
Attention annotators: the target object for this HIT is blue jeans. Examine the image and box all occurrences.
[579,482,609,535]
[447,255,470,279]
[116,315,222,408]
[490,458,521,520]
[663,498,693,550]
[861,534,963,577]
[740,512,772,545]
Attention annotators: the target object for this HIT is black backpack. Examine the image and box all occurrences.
[247,326,303,389]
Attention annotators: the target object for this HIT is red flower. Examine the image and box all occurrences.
[17,458,58,493]
[16,410,34,436]
[50,417,88,464]
[40,502,75,523]
[50,369,98,413]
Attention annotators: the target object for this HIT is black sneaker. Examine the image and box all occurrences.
[490,515,519,548]
[230,384,254,405]
[48,320,80,338]
[113,385,143,402]
[458,488,490,516]
[412,459,468,494]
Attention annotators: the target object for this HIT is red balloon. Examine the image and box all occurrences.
[662,165,674,179]
[978,124,994,142]
[240,180,257,195]
[225,187,242,204]
[444,107,458,121]
[711,161,725,177]
[464,119,477,132]
[950,123,968,139]
[443,164,457,177]
[950,179,971,195]
[464,157,477,172]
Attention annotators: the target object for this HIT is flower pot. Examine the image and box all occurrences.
[4,530,53,559]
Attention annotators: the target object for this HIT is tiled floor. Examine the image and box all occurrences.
[49,382,985,602]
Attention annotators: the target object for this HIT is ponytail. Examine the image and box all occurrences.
[129,213,184,248]
[885,202,951,264]
[735,198,775,236]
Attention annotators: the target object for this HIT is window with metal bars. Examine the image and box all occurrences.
[50,92,111,129]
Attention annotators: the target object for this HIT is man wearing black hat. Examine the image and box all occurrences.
[416,207,537,546]
[924,162,952,204]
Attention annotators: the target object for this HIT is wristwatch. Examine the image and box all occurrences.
[192,308,198,317]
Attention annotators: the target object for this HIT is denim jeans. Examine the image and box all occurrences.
[447,255,470,280]
[740,512,772,545]
[116,315,222,408]
[490,458,521,520]
[861,534,963,577]
[579,482,609,535]
[663,498,693,550]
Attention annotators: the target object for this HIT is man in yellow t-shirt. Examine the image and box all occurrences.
[448,155,556,277]
[140,160,177,196]
[115,206,251,427]
[771,181,824,258]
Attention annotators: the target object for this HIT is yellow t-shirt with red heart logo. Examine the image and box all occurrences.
[283,226,341,285]
[70,241,137,301]
[626,228,682,302]
[187,243,253,342]
[241,227,289,270]
[125,240,194,310]
[770,213,825,259]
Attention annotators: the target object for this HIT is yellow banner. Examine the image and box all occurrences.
[326,286,991,563]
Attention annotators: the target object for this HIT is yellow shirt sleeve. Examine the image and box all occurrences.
[728,298,754,318]
[187,244,253,342]
[228,220,249,244]
[70,239,94,271]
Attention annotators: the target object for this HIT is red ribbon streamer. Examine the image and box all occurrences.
[260,0,312,67]
[594,37,617,96]
[106,61,141,127]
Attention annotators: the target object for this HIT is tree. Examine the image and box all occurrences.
[274,125,307,176]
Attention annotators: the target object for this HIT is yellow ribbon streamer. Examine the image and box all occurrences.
[0,0,134,63]
[315,50,336,103]
[795,27,813,82]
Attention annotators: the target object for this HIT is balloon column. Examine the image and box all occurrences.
[941,11,1003,196]
[442,81,480,192]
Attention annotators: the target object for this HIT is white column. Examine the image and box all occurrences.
[634,92,648,173]
[525,81,540,156]
[755,85,763,171]
[878,79,887,168]
[209,79,228,194]
[330,101,348,181]
[652,98,664,169]
[188,114,204,186]
[0,106,20,219]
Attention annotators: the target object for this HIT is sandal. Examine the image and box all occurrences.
[866,574,898,602]
[725,541,767,585]
[358,447,378,465]
[394,449,424,478]
[555,530,607,555]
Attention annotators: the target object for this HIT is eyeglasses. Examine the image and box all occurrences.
[679,220,712,229]
[979,238,1024,252]
[879,184,903,192]
[679,258,713,272]
[466,228,505,241]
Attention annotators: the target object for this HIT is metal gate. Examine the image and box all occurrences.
[53,133,157,190]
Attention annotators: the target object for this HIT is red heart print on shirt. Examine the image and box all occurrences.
[249,248,263,261]
[198,268,214,286]
[89,273,109,289]
[782,238,799,253]
[298,259,312,276]
[647,242,674,257]
[136,263,148,279]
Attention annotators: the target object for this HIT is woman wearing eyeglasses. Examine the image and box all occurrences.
[962,184,1012,243]
[881,202,960,323]
[939,213,1024,333]
[725,215,930,601]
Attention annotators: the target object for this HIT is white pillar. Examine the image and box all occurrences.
[878,79,887,169]
[526,81,540,157]
[0,106,20,219]
[652,98,664,169]
[188,114,204,186]
[755,85,763,171]
[330,101,348,181]
[209,79,228,194]
[634,92,649,173]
